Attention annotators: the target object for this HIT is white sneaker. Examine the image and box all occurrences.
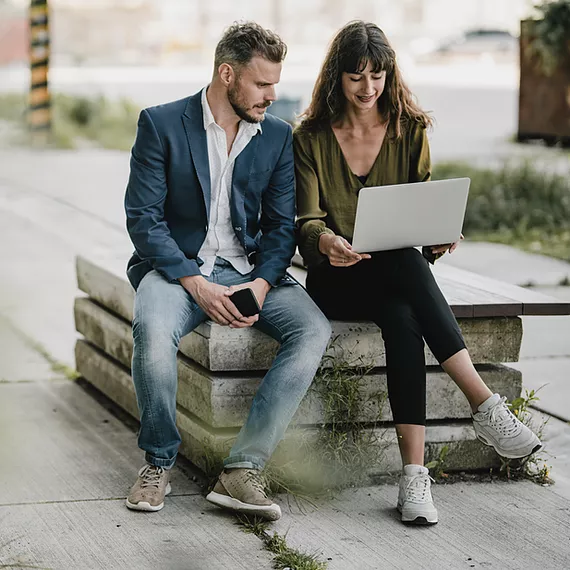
[397,464,438,525]
[472,394,542,459]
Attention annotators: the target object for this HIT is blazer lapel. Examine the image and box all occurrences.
[182,93,211,221]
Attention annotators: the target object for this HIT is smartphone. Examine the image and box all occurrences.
[230,288,261,317]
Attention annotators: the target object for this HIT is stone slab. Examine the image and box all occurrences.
[75,297,522,426]
[75,340,503,479]
[75,258,524,370]
[175,314,522,371]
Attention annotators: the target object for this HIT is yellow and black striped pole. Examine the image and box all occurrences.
[29,0,51,145]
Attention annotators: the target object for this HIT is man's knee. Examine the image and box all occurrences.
[289,308,332,351]
[132,312,181,353]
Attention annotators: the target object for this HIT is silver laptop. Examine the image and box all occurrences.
[351,178,470,253]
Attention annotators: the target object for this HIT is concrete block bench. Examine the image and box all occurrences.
[74,255,570,482]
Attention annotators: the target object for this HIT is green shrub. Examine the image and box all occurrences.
[527,0,570,75]
[432,160,570,260]
[432,161,570,235]
[0,92,140,151]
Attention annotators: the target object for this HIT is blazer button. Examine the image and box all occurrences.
[235,226,242,231]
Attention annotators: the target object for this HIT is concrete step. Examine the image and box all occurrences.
[75,339,503,480]
[76,257,523,371]
[75,298,522,426]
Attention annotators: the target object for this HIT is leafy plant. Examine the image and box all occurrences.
[299,342,389,490]
[497,387,552,485]
[526,0,570,75]
[425,445,450,481]
[255,341,390,498]
[432,160,570,261]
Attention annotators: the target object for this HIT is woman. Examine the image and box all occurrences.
[294,21,541,526]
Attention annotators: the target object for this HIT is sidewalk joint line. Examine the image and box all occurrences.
[530,404,570,425]
[0,492,201,508]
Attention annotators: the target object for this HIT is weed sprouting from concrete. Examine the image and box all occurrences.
[309,346,388,488]
[425,445,450,481]
[236,515,328,570]
[498,387,553,485]
[261,340,389,496]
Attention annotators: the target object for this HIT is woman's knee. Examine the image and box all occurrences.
[378,303,423,343]
[396,248,429,273]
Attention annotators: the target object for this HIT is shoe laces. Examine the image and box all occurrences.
[140,464,165,489]
[405,473,434,503]
[487,397,522,437]
[246,470,268,498]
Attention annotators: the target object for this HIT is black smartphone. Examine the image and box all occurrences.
[230,288,261,317]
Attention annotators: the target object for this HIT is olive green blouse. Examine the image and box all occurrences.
[294,121,431,267]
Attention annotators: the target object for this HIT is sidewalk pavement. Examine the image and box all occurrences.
[1,319,570,569]
[1,148,570,569]
[0,324,274,570]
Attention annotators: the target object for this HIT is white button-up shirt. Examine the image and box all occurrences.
[197,87,261,277]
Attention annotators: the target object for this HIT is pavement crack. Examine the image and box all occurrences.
[0,493,201,508]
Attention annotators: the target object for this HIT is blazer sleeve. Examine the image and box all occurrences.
[125,109,202,282]
[293,130,334,267]
[250,124,297,286]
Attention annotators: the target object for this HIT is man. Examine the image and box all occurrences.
[124,22,331,521]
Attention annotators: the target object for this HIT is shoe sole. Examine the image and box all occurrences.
[205,490,282,521]
[125,483,172,512]
[475,433,543,459]
[397,504,438,525]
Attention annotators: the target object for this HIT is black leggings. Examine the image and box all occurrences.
[306,248,466,425]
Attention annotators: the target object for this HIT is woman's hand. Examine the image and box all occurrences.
[319,234,371,267]
[430,233,464,255]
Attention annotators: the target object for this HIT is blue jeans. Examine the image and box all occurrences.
[131,259,331,470]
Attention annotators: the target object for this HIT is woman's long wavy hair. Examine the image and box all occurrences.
[299,21,433,138]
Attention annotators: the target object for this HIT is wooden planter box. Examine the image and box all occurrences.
[518,19,570,146]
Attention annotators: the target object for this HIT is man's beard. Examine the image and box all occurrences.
[228,83,269,124]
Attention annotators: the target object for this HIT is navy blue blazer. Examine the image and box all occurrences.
[125,90,296,290]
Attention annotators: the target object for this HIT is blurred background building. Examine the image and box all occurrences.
[1,0,537,67]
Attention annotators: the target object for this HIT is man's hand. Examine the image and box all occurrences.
[224,278,271,328]
[319,234,371,267]
[179,275,244,327]
[430,233,464,256]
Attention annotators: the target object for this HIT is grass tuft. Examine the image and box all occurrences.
[236,515,327,570]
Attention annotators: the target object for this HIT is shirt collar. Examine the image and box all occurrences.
[201,86,262,135]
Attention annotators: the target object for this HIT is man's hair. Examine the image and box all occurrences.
[214,22,287,74]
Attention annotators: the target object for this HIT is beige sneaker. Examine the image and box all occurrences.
[126,464,172,512]
[205,469,281,521]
